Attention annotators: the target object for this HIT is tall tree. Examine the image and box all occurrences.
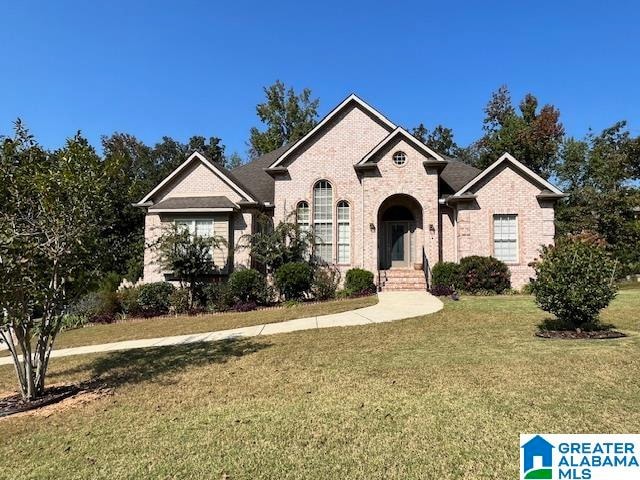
[555,121,640,274]
[475,85,565,177]
[412,123,460,156]
[0,122,104,400]
[248,81,319,158]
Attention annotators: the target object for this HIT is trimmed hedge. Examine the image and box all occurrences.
[275,262,313,301]
[458,256,511,294]
[344,268,376,295]
[431,262,461,289]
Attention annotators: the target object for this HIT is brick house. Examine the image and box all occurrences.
[136,94,564,289]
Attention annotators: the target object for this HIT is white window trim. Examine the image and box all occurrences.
[492,214,519,265]
[336,200,351,265]
[313,181,334,264]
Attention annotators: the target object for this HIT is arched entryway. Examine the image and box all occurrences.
[377,194,423,270]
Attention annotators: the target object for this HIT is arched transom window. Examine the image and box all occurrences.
[313,180,333,263]
[337,200,350,264]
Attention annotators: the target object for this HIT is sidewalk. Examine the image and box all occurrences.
[0,291,443,366]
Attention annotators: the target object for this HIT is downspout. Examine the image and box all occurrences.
[361,173,365,268]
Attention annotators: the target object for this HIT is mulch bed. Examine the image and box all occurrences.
[0,381,112,418]
[0,385,81,418]
[536,330,627,340]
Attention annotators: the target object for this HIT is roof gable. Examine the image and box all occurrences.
[453,153,564,197]
[267,94,396,169]
[136,151,257,205]
[358,127,446,165]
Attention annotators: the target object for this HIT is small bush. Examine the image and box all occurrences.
[202,282,234,312]
[335,289,351,299]
[170,288,191,314]
[431,262,461,289]
[458,256,511,294]
[70,291,119,324]
[531,233,618,330]
[117,287,141,316]
[228,268,270,305]
[429,284,454,297]
[312,265,341,301]
[274,262,313,300]
[344,268,375,295]
[137,282,175,317]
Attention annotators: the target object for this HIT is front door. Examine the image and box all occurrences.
[388,222,410,268]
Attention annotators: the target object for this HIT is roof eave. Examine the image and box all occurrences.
[423,159,448,171]
[264,167,288,177]
[354,163,378,172]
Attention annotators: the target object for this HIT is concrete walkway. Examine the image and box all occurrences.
[0,291,443,366]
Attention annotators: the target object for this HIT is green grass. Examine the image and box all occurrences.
[1,296,377,355]
[1,291,639,479]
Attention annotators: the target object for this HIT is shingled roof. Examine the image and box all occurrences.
[230,144,291,204]
[230,147,480,203]
[439,155,481,193]
[149,196,238,211]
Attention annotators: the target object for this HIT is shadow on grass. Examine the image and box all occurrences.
[537,317,616,332]
[50,338,270,389]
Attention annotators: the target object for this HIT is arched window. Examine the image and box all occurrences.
[337,201,350,264]
[313,180,333,263]
[296,201,310,233]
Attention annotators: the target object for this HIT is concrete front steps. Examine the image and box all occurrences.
[378,269,427,291]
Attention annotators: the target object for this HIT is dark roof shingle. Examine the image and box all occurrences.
[150,196,238,210]
[230,144,290,203]
[439,155,481,192]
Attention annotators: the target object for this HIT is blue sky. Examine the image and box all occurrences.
[1,1,639,159]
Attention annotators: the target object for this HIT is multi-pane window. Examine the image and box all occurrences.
[313,180,333,263]
[392,151,407,166]
[337,200,350,264]
[175,219,213,237]
[493,214,518,263]
[296,201,310,233]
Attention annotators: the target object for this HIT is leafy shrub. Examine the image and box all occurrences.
[227,268,270,305]
[117,287,141,316]
[170,288,190,314]
[274,262,313,300]
[531,233,618,330]
[429,284,454,297]
[458,256,510,294]
[137,282,175,317]
[202,282,234,312]
[335,289,350,299]
[70,291,119,324]
[344,268,376,295]
[312,265,341,300]
[431,262,461,289]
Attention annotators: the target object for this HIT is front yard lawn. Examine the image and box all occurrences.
[0,291,639,479]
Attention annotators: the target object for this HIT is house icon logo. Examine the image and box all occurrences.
[521,435,555,479]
